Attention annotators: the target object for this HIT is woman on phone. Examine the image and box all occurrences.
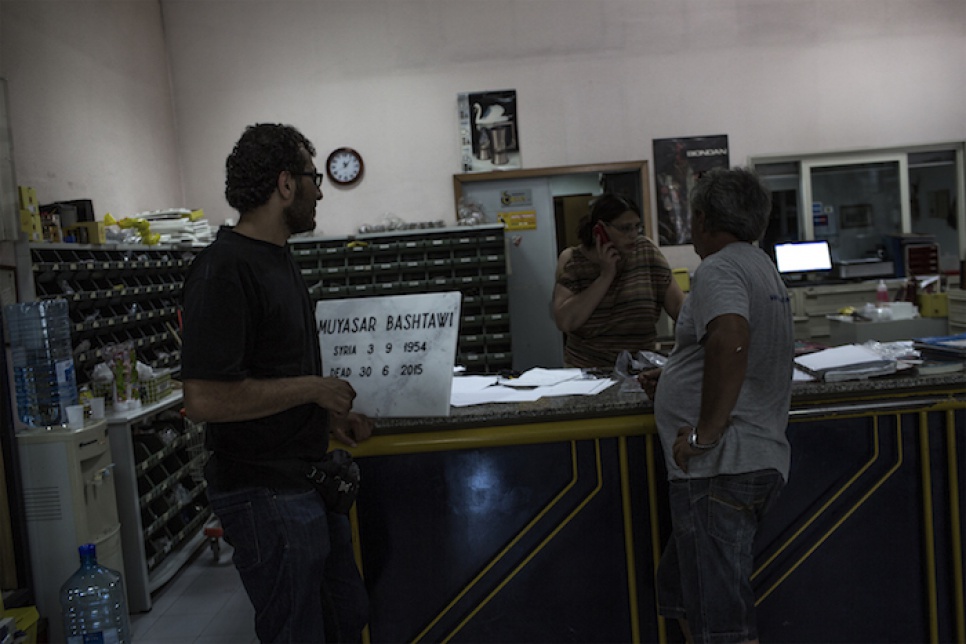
[553,193,684,368]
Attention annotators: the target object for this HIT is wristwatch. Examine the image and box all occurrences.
[687,426,720,450]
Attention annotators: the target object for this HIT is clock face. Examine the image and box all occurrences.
[326,147,364,186]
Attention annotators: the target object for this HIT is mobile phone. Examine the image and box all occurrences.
[593,221,610,245]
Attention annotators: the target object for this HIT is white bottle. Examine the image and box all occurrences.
[876,280,890,304]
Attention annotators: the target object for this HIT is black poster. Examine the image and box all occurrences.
[457,89,521,173]
[652,135,729,245]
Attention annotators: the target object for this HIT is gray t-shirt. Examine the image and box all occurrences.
[655,242,794,481]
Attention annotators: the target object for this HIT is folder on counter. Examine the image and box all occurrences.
[913,332,966,358]
[794,344,897,382]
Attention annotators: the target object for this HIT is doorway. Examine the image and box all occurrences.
[453,161,651,371]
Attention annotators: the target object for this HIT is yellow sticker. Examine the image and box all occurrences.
[498,210,536,230]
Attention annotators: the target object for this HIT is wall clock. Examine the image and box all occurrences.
[326,147,364,186]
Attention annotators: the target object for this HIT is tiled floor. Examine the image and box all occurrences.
[130,541,257,643]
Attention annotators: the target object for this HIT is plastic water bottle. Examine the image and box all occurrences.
[59,543,131,644]
[2,299,78,427]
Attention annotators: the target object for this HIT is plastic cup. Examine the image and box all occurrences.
[66,404,85,429]
[90,397,105,419]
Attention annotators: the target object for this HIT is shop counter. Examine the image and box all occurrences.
[349,372,966,643]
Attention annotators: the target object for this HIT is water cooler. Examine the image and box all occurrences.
[17,418,126,642]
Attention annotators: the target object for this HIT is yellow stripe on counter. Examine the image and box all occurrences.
[752,415,883,583]
[755,417,904,605]
[410,441,584,641]
[441,441,604,643]
[350,415,656,458]
[919,411,939,644]
[618,436,641,643]
[946,410,966,644]
[645,434,669,644]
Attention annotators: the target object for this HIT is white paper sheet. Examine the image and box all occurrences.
[794,344,884,372]
[449,371,616,407]
[497,367,584,388]
[533,378,617,397]
[451,375,500,394]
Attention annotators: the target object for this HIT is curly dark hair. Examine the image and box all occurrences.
[576,193,641,247]
[225,123,316,215]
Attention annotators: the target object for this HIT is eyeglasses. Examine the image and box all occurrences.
[606,221,643,235]
[293,171,323,188]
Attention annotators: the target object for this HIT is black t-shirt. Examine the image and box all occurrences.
[182,228,327,491]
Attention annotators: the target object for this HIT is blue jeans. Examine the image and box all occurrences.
[657,470,784,644]
[209,486,369,643]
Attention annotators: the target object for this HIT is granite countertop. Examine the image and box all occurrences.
[373,370,966,434]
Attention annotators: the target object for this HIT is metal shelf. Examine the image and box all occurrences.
[26,243,206,613]
[292,226,512,373]
[28,244,188,386]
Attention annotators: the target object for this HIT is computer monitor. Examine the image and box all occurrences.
[774,240,833,275]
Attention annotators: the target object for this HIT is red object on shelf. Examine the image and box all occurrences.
[905,243,940,277]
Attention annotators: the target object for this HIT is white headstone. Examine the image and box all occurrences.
[316,291,462,417]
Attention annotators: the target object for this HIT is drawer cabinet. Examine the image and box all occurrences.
[21,241,206,612]
[133,413,207,572]
[107,394,209,613]
[292,225,512,374]
[28,243,191,386]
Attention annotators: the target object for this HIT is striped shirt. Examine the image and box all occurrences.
[557,236,672,368]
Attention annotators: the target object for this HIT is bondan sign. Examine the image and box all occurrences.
[316,292,462,417]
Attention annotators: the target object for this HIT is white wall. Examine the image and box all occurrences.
[2,0,965,269]
[0,1,182,220]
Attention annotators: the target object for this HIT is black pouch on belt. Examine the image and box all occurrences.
[238,449,361,514]
[300,449,361,514]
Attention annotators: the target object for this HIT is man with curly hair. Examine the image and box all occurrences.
[182,123,372,642]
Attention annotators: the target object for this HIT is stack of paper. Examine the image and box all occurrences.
[794,344,897,382]
[135,208,216,245]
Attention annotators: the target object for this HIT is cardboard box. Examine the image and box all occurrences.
[19,211,42,241]
[65,221,107,244]
[3,605,39,644]
[41,213,62,243]
[919,292,948,318]
[17,185,38,212]
[673,268,690,292]
[18,187,40,236]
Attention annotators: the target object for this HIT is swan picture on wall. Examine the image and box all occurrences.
[460,89,520,172]
[473,102,509,126]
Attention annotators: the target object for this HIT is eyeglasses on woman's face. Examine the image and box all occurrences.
[606,220,643,235]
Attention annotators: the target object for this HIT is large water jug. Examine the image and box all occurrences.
[60,543,131,644]
[3,299,78,427]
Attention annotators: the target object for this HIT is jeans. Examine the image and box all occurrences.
[209,486,369,643]
[657,470,784,644]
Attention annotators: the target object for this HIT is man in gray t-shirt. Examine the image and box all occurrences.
[656,241,793,480]
[639,168,794,643]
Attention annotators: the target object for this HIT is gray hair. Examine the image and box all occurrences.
[689,167,771,242]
